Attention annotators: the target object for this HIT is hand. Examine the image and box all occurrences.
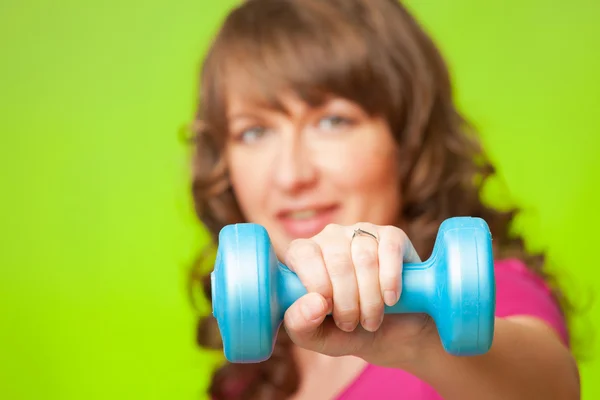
[282,223,437,367]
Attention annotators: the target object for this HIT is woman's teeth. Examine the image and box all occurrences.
[288,210,318,219]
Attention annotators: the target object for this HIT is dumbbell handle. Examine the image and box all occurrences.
[276,259,434,317]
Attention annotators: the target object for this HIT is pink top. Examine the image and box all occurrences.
[336,258,569,399]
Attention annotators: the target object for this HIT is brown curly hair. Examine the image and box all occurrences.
[186,0,571,398]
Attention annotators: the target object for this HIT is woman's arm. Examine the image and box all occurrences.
[398,316,580,400]
[281,224,579,399]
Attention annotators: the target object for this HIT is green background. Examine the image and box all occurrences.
[1,0,598,398]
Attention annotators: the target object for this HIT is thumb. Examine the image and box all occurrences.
[284,293,368,357]
[283,292,329,351]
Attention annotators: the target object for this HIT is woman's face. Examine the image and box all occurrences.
[225,92,402,258]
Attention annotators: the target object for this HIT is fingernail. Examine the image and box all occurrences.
[337,321,355,332]
[384,290,398,306]
[363,318,381,332]
[301,298,325,321]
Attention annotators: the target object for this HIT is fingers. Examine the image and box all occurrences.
[378,225,420,307]
[284,292,329,343]
[285,239,334,313]
[284,292,367,357]
[315,224,360,332]
[377,226,404,307]
[283,222,421,356]
[348,224,384,332]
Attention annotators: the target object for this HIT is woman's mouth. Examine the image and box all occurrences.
[277,205,339,238]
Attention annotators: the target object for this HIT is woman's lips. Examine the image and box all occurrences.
[277,205,339,238]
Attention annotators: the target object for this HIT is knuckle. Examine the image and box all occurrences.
[382,225,406,240]
[314,281,333,297]
[380,226,408,254]
[382,239,402,254]
[354,247,378,267]
[335,305,360,321]
[287,239,320,265]
[381,275,400,291]
[354,221,376,231]
[326,249,353,276]
[361,297,384,314]
[322,223,341,235]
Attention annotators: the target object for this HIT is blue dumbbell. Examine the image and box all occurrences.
[210,216,495,363]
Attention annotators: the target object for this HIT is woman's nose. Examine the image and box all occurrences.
[272,135,318,193]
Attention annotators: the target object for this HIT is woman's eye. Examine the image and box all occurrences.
[317,115,351,131]
[238,126,268,143]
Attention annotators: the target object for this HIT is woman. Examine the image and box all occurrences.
[188,0,580,398]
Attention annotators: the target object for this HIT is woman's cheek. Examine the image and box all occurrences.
[324,145,396,190]
[228,150,269,213]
